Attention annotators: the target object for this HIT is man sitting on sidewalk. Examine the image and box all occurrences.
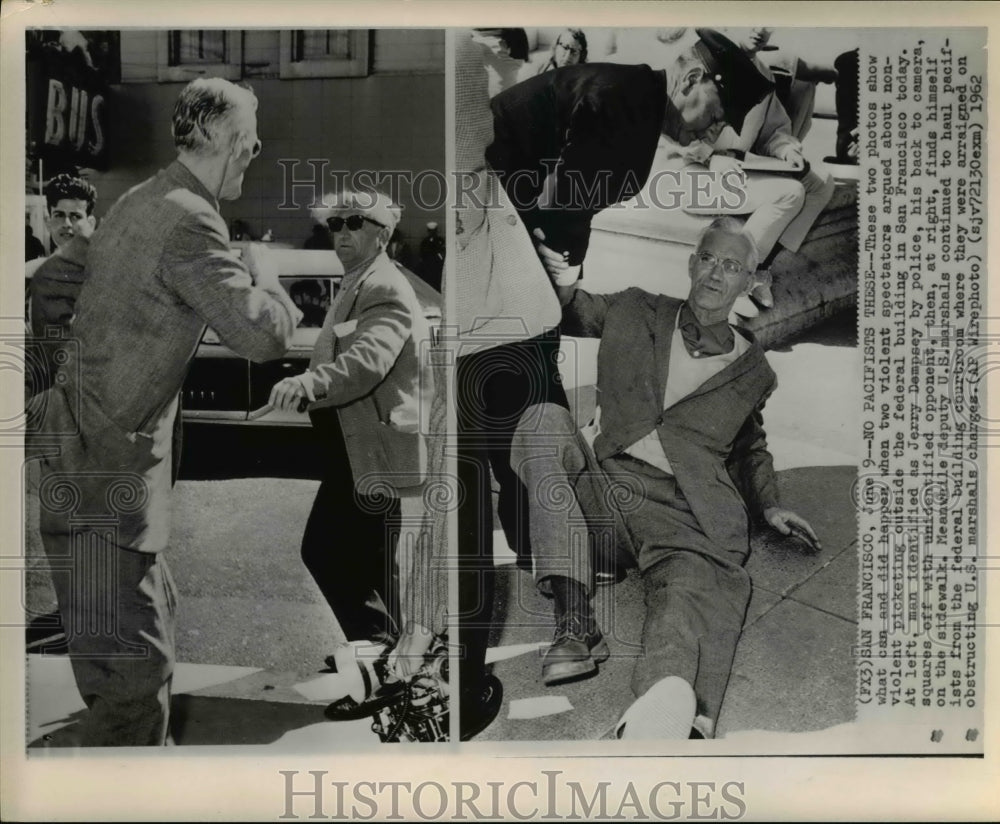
[517,216,819,737]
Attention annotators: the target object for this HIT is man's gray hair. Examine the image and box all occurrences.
[665,45,710,97]
[172,78,257,156]
[695,216,760,274]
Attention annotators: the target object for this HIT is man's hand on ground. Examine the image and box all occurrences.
[762,507,822,551]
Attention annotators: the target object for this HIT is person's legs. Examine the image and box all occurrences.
[508,403,591,587]
[631,551,751,734]
[486,333,570,567]
[828,49,860,163]
[603,457,752,738]
[302,408,400,644]
[456,349,501,737]
[42,530,177,746]
[508,402,607,684]
[773,169,835,254]
[737,173,806,262]
[455,336,569,733]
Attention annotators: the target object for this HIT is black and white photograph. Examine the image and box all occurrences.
[21,25,448,748]
[454,25,862,744]
[1,3,996,822]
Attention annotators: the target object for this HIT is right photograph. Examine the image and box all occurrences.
[453,26,860,742]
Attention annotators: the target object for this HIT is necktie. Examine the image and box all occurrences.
[678,303,734,358]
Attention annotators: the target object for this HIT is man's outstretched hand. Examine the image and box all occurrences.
[762,507,822,551]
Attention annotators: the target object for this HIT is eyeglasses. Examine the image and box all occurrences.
[694,251,747,276]
[233,133,262,158]
[326,215,385,232]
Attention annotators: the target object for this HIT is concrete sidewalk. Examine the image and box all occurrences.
[25,655,386,749]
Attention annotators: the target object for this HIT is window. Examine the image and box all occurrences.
[279,29,370,78]
[157,30,242,82]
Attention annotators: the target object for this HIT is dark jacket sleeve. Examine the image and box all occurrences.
[560,287,613,338]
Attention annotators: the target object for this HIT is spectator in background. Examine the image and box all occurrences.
[537,28,588,74]
[24,175,99,654]
[825,49,859,165]
[28,173,98,338]
[476,27,529,96]
[304,223,335,250]
[739,27,838,142]
[42,173,98,253]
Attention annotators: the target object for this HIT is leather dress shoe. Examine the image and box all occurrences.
[542,614,609,686]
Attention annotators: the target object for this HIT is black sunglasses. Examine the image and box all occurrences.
[326,215,385,232]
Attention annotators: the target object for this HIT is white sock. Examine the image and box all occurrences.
[332,641,386,702]
[616,676,697,740]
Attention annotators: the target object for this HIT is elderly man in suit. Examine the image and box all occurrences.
[521,216,819,738]
[268,190,435,695]
[33,77,301,746]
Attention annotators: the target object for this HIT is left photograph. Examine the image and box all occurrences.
[22,28,448,747]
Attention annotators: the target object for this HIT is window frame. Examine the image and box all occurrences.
[157,29,243,82]
[278,29,370,79]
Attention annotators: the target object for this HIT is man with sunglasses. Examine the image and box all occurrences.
[522,216,817,738]
[32,77,300,746]
[269,190,437,695]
